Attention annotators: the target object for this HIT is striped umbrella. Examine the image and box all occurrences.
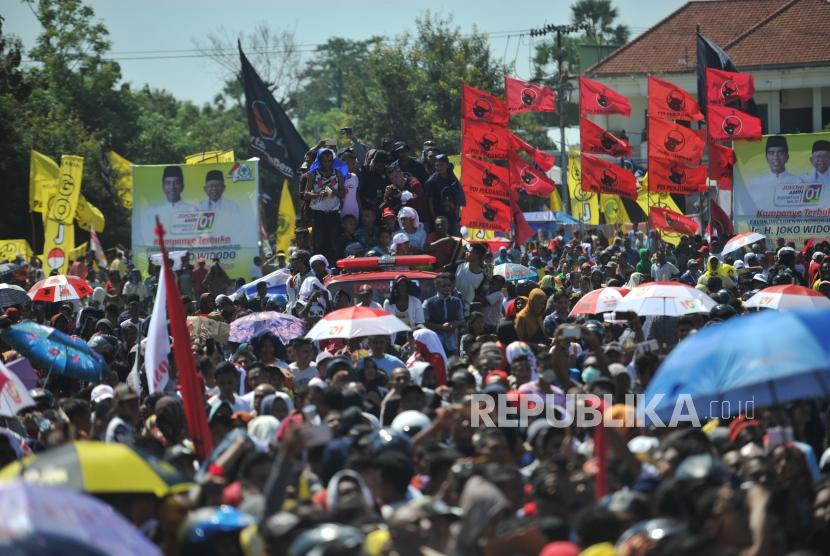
[305,306,409,340]
[721,232,765,256]
[615,281,716,316]
[745,284,830,311]
[28,275,93,302]
[0,441,190,496]
[569,287,630,316]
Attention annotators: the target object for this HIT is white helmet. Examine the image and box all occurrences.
[390,410,432,437]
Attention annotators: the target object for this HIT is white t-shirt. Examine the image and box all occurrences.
[207,393,252,413]
[482,290,505,328]
[455,263,484,315]
[341,173,360,221]
[289,362,319,387]
[651,262,679,282]
[383,296,425,327]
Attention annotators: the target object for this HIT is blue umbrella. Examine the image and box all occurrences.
[0,321,104,382]
[235,268,290,299]
[643,310,830,423]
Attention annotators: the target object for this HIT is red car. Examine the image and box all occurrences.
[324,255,438,306]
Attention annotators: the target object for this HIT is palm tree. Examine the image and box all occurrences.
[571,0,630,46]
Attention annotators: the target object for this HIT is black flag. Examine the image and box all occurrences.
[696,31,757,117]
[239,41,308,181]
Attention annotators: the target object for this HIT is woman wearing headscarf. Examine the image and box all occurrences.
[324,469,376,513]
[303,148,347,263]
[397,207,427,253]
[626,272,646,290]
[635,248,651,275]
[259,392,294,422]
[514,288,547,344]
[406,328,448,386]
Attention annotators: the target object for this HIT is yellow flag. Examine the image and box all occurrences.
[75,195,105,232]
[568,149,599,225]
[185,150,235,165]
[42,155,84,274]
[0,239,34,262]
[276,181,296,255]
[29,150,59,214]
[600,194,631,225]
[108,151,133,209]
[636,173,683,246]
[549,189,563,212]
[68,242,89,262]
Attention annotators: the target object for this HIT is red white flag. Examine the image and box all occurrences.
[581,153,638,200]
[89,229,108,270]
[708,142,736,190]
[647,75,703,121]
[510,132,555,171]
[462,84,509,126]
[461,191,511,231]
[580,118,632,157]
[579,76,631,116]
[649,206,699,236]
[508,154,556,197]
[648,117,706,165]
[649,156,708,194]
[461,119,512,159]
[706,68,754,107]
[504,76,556,115]
[461,156,510,201]
[144,265,170,394]
[707,105,762,141]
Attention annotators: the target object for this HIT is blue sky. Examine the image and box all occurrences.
[5,0,686,105]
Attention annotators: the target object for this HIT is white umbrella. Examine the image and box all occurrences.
[0,283,30,308]
[615,281,716,316]
[0,361,36,416]
[721,232,765,256]
[305,306,410,340]
[745,284,830,311]
[569,287,629,317]
[28,275,93,302]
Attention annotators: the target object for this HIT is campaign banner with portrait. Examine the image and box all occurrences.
[733,131,830,245]
[131,160,260,279]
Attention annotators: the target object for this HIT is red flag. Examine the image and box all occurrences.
[155,219,213,461]
[706,68,754,106]
[708,142,736,190]
[508,154,556,197]
[461,191,511,231]
[461,156,510,201]
[462,84,509,126]
[648,117,706,165]
[504,76,556,115]
[510,132,555,171]
[647,75,703,121]
[707,199,734,237]
[461,120,512,159]
[649,157,707,194]
[580,118,633,157]
[513,205,535,246]
[579,76,631,116]
[581,154,637,200]
[707,105,762,141]
[649,206,699,236]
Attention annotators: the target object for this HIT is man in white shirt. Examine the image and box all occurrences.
[339,149,361,222]
[650,251,679,282]
[741,136,799,216]
[145,165,196,245]
[196,169,241,214]
[207,362,252,413]
[289,339,319,387]
[455,243,486,316]
[105,385,140,445]
[801,140,830,187]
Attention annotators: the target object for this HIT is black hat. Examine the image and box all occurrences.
[765,135,788,153]
[391,141,408,153]
[162,165,183,180]
[205,169,224,182]
[812,140,830,153]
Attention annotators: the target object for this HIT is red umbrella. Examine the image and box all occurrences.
[569,287,629,317]
[745,284,830,311]
[28,275,93,303]
[305,306,410,340]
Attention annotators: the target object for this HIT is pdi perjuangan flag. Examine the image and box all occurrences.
[131,160,260,281]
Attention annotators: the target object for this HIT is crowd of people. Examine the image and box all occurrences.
[2,136,830,556]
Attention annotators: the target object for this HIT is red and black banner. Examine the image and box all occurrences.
[462,156,510,201]
[580,118,632,157]
[647,75,703,121]
[706,105,762,141]
[649,157,708,194]
[508,154,556,197]
[461,120,512,159]
[579,76,631,116]
[649,206,699,236]
[505,76,556,115]
[706,68,754,107]
[510,132,555,171]
[461,190,512,231]
[581,154,637,200]
[462,84,510,126]
[648,117,706,165]
[708,142,736,190]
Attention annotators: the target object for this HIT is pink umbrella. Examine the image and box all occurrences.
[0,361,36,416]
[745,284,830,311]
[305,306,410,340]
[28,275,93,303]
[721,232,765,256]
[569,287,629,317]
[614,281,716,316]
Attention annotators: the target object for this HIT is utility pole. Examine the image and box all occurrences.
[530,24,590,219]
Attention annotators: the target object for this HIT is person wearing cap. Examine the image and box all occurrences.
[801,139,830,186]
[105,385,140,445]
[389,141,428,184]
[425,154,465,236]
[678,258,702,287]
[391,233,411,256]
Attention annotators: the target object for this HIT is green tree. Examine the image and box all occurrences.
[571,0,630,46]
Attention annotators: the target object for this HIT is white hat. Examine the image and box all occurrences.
[392,233,410,247]
[91,384,114,404]
[752,273,768,283]
[309,254,329,269]
[733,260,745,270]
